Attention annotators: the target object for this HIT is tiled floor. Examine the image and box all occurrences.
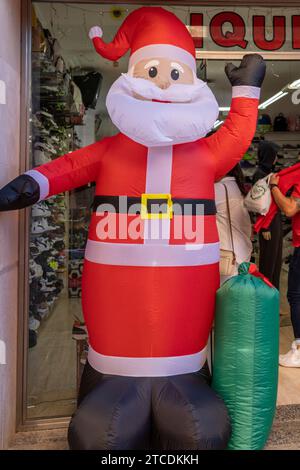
[265,405,300,450]
[277,268,300,407]
[9,403,300,450]
[277,326,300,406]
[27,293,79,419]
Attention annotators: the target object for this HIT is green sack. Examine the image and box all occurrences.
[212,262,279,450]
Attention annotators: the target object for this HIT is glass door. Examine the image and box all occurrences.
[23,1,300,424]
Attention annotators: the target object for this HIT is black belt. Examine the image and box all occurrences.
[92,195,216,216]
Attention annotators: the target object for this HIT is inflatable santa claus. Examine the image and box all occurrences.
[0,7,266,449]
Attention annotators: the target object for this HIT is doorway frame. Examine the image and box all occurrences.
[17,0,300,431]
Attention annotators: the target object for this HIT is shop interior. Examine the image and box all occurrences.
[27,2,300,421]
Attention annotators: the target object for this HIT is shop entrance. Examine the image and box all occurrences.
[20,1,300,428]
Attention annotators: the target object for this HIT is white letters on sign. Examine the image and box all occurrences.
[0,340,6,365]
[0,80,6,105]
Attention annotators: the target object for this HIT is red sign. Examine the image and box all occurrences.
[190,12,300,51]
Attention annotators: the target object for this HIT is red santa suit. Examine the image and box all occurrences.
[25,7,260,377]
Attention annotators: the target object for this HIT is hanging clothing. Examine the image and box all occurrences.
[258,214,283,290]
[215,176,252,274]
[252,140,279,184]
[252,141,282,288]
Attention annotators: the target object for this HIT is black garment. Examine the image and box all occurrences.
[252,141,282,288]
[273,113,288,132]
[287,247,300,339]
[68,361,231,451]
[258,212,283,289]
[252,167,268,185]
[252,141,279,183]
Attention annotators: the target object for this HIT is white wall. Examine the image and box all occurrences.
[0,0,21,449]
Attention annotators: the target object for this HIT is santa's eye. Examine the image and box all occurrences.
[148,67,158,78]
[171,69,180,81]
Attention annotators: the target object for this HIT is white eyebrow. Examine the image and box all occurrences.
[171,62,184,73]
[144,60,160,69]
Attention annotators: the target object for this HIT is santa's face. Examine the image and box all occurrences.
[106,56,219,147]
[133,57,194,90]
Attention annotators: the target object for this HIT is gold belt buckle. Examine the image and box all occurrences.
[141,193,173,220]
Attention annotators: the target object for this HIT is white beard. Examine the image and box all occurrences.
[106,73,219,147]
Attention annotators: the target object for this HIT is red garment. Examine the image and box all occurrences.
[254,162,300,248]
[33,96,258,375]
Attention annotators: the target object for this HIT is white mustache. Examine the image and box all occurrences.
[106,72,219,147]
[120,73,207,103]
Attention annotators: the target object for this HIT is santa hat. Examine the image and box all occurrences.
[89,7,196,72]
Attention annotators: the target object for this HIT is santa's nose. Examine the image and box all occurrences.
[156,77,171,89]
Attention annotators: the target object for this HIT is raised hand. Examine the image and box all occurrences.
[225,54,266,88]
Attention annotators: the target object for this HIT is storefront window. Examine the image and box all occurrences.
[25,1,300,422]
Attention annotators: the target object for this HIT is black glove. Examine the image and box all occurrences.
[225,54,266,88]
[0,174,40,211]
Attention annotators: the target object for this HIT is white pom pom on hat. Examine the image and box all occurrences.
[89,26,103,40]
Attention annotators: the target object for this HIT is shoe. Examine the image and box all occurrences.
[32,202,51,218]
[39,278,57,293]
[34,141,57,156]
[52,213,66,223]
[32,219,56,234]
[46,269,56,279]
[29,329,37,348]
[47,294,58,304]
[40,85,60,93]
[80,349,88,365]
[29,316,40,331]
[33,126,50,137]
[40,284,56,293]
[34,149,51,165]
[35,237,52,252]
[50,135,60,143]
[284,144,298,149]
[72,316,87,340]
[279,341,300,367]
[29,259,43,278]
[38,110,54,120]
[45,221,58,232]
[37,301,49,315]
[31,220,47,234]
[30,245,39,258]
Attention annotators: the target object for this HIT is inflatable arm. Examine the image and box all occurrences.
[0,138,110,211]
[205,54,266,180]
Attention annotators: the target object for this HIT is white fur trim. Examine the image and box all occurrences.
[106,74,219,147]
[232,86,260,99]
[129,44,196,72]
[85,239,220,267]
[25,170,49,201]
[144,146,172,245]
[88,345,207,377]
[89,26,103,40]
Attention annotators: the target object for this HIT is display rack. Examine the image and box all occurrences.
[28,31,86,348]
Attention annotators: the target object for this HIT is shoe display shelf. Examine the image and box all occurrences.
[28,32,85,347]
